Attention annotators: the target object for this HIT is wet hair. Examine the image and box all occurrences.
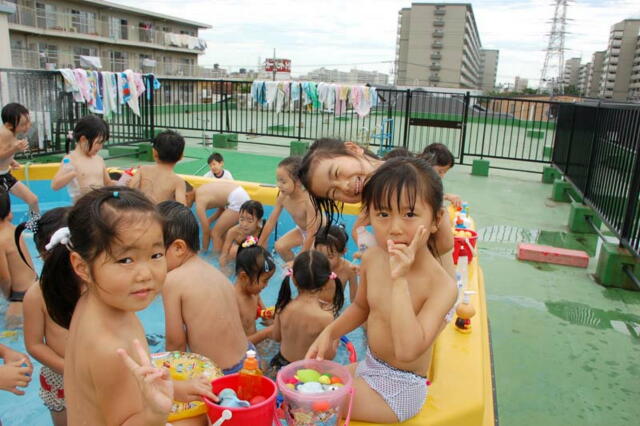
[278,156,302,180]
[239,200,264,221]
[207,152,224,164]
[298,138,378,228]
[33,207,70,257]
[153,130,185,164]
[40,187,161,329]
[421,143,454,169]
[158,200,199,252]
[0,192,9,220]
[361,156,443,256]
[314,224,348,254]
[275,250,344,317]
[383,147,413,160]
[235,243,275,283]
[66,115,110,153]
[1,103,29,131]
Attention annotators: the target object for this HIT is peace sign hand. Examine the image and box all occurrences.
[387,226,429,280]
[117,339,174,419]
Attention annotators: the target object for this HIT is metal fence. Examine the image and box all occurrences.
[553,102,640,258]
[1,69,560,171]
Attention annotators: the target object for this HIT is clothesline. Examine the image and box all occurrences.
[58,69,161,118]
[250,80,379,117]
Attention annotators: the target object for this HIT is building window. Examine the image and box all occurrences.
[139,22,153,43]
[35,2,57,29]
[109,18,128,40]
[38,43,58,69]
[73,46,98,68]
[110,51,128,72]
[71,9,97,34]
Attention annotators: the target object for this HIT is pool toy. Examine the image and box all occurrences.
[455,291,477,333]
[217,388,250,408]
[151,351,222,421]
[340,336,357,363]
[257,306,275,320]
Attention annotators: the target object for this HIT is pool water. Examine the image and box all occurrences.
[0,182,365,425]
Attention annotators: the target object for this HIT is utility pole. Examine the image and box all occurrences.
[539,0,572,95]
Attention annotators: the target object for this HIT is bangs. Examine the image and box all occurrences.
[94,205,160,260]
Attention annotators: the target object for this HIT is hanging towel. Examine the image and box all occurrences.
[87,71,104,114]
[370,87,379,108]
[59,69,83,102]
[251,81,266,106]
[122,70,140,116]
[264,81,278,106]
[73,69,92,106]
[102,72,119,119]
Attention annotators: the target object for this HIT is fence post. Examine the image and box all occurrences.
[619,115,640,250]
[297,83,303,141]
[459,91,470,164]
[402,89,412,149]
[583,102,601,199]
[148,75,155,140]
[563,104,578,176]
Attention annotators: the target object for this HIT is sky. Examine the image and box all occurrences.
[111,0,640,87]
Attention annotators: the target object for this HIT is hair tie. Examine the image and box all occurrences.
[242,235,257,248]
[45,227,72,251]
[329,272,337,280]
[264,253,273,273]
[67,130,74,140]
[284,268,293,277]
[112,191,119,198]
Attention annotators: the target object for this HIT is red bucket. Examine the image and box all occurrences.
[204,374,277,426]
[452,228,478,264]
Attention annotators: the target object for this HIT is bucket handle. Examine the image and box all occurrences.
[212,409,232,426]
[343,387,355,426]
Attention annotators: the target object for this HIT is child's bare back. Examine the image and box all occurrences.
[163,255,248,370]
[129,164,185,204]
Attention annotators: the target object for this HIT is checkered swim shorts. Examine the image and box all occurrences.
[39,365,65,412]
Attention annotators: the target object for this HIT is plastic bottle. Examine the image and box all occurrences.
[117,167,135,186]
[237,350,262,401]
[355,226,377,252]
[62,158,81,200]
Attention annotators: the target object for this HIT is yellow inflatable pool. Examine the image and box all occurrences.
[14,164,496,426]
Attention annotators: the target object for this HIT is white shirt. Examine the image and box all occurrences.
[203,169,234,180]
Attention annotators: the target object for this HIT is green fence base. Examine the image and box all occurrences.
[138,143,154,162]
[551,180,582,203]
[568,202,602,234]
[543,145,553,159]
[212,133,238,150]
[290,140,309,156]
[471,159,490,176]
[108,145,139,158]
[595,242,640,291]
[527,130,545,139]
[542,166,561,184]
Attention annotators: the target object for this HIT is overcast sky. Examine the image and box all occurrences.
[112,0,640,87]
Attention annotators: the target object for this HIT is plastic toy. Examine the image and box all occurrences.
[218,388,250,408]
[454,291,477,333]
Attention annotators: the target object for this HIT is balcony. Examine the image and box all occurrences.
[433,30,444,38]
[611,40,622,48]
[429,74,440,82]
[434,8,446,16]
[433,19,445,27]
[7,4,207,53]
[432,41,443,49]
[431,52,442,60]
[430,64,441,71]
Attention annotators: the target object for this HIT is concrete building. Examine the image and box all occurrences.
[562,57,581,89]
[479,48,498,92]
[629,33,640,101]
[585,50,605,98]
[5,0,210,76]
[395,3,487,89]
[577,62,589,96]
[300,67,389,85]
[514,76,528,92]
[600,19,640,100]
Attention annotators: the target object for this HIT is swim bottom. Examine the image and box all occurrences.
[39,366,65,412]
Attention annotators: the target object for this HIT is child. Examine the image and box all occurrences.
[0,343,32,396]
[421,143,462,208]
[314,225,358,302]
[219,200,265,268]
[194,180,250,253]
[0,103,40,217]
[51,115,114,202]
[185,180,195,208]
[270,250,344,371]
[0,192,37,328]
[159,201,254,378]
[306,156,457,423]
[258,156,320,261]
[39,187,176,425]
[203,152,233,180]
[23,207,70,425]
[128,130,186,205]
[233,238,276,345]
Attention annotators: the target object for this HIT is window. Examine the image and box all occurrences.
[109,18,128,39]
[110,51,128,72]
[73,46,98,68]
[36,2,57,29]
[71,9,97,34]
[38,43,58,69]
[139,22,153,43]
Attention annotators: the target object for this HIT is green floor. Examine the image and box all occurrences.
[106,142,640,426]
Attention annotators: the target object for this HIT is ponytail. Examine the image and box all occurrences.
[275,276,293,315]
[331,277,344,317]
[40,244,81,329]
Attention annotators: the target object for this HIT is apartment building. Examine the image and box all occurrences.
[479,48,498,92]
[629,33,640,101]
[562,57,581,89]
[5,0,210,76]
[300,67,389,85]
[514,76,528,92]
[395,3,490,89]
[599,19,640,100]
[585,51,605,98]
[577,62,589,96]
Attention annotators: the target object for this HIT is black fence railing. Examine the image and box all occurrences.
[1,69,560,171]
[553,102,640,258]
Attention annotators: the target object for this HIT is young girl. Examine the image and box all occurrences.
[233,238,276,345]
[270,250,344,372]
[40,187,175,425]
[51,115,114,202]
[314,224,358,302]
[23,207,70,425]
[258,156,320,261]
[220,200,265,268]
[306,156,457,423]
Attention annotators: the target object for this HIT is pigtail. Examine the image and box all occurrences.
[331,277,344,317]
[40,244,82,329]
[14,223,32,270]
[275,276,293,315]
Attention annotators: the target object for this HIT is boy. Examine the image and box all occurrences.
[158,201,252,374]
[203,152,233,180]
[0,192,37,328]
[128,130,186,204]
[421,143,461,208]
[0,103,40,217]
[195,180,250,253]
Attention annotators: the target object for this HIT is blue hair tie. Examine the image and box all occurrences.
[113,191,119,198]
